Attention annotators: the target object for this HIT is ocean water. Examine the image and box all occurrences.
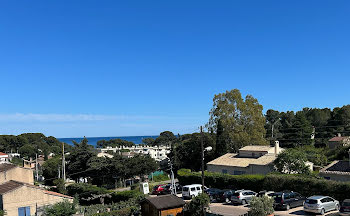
[58,135,159,146]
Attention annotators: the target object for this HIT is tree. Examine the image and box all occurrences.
[44,200,76,216]
[292,111,313,146]
[42,156,61,185]
[154,131,177,147]
[249,196,274,216]
[274,149,311,174]
[19,144,36,159]
[185,193,210,216]
[66,138,96,182]
[142,138,155,146]
[96,139,134,148]
[127,154,158,181]
[208,89,268,152]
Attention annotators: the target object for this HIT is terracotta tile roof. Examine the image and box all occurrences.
[329,136,348,142]
[0,163,16,172]
[142,194,185,210]
[0,180,73,199]
[207,153,277,167]
[0,181,23,194]
[0,152,8,156]
[239,145,272,152]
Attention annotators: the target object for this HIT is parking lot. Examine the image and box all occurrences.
[209,202,339,216]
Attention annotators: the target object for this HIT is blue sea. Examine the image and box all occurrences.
[58,135,158,146]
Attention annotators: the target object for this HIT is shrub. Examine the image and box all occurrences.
[249,196,274,216]
[110,190,142,203]
[67,183,110,205]
[185,193,210,216]
[152,173,169,182]
[92,207,132,216]
[44,200,76,216]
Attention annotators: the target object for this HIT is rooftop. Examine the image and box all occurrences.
[0,163,16,172]
[329,136,349,142]
[207,153,277,167]
[320,160,350,175]
[142,194,185,210]
[239,145,272,152]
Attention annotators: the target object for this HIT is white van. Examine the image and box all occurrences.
[182,184,203,199]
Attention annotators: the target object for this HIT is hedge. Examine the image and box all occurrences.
[177,169,350,201]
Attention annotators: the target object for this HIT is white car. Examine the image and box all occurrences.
[304,196,340,215]
[182,184,203,199]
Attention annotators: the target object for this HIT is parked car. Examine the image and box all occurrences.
[206,188,222,202]
[257,191,275,198]
[231,190,256,205]
[340,199,350,216]
[160,183,183,195]
[304,196,340,215]
[273,191,306,210]
[215,189,235,203]
[182,184,203,199]
[151,184,166,195]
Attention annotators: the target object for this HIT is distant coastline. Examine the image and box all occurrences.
[58,135,159,146]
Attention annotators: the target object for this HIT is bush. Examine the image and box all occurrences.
[249,196,274,216]
[44,200,76,216]
[110,190,142,203]
[67,183,110,205]
[152,173,169,182]
[92,207,132,216]
[178,169,350,202]
[185,193,210,216]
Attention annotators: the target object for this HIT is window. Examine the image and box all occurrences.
[252,153,255,157]
[321,198,328,203]
[191,187,195,191]
[18,207,30,216]
[222,169,228,174]
[196,187,201,191]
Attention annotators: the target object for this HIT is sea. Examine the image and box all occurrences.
[58,135,159,146]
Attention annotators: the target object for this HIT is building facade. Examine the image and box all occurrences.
[319,160,350,182]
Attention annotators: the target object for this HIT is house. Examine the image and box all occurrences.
[100,145,170,161]
[0,180,73,216]
[328,134,350,149]
[0,163,33,184]
[140,194,185,216]
[0,153,9,163]
[207,141,284,175]
[319,160,350,181]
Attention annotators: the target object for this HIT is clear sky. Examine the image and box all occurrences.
[0,1,349,138]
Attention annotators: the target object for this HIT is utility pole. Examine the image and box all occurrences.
[200,126,205,216]
[311,126,315,146]
[271,123,274,139]
[62,142,66,182]
[35,154,38,181]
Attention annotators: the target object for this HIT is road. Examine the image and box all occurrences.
[209,203,339,216]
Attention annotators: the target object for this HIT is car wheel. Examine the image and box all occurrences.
[320,208,325,215]
[286,204,290,210]
[225,198,230,203]
[242,200,247,205]
[335,204,340,211]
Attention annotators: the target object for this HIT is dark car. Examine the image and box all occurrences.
[160,183,182,195]
[274,191,306,210]
[215,189,235,203]
[206,188,223,202]
[151,184,166,195]
[340,199,350,216]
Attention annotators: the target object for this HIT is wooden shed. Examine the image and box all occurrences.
[141,194,185,216]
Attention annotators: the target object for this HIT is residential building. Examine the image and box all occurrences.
[207,142,284,175]
[0,153,9,163]
[100,145,170,161]
[0,180,73,216]
[319,160,350,181]
[0,163,33,184]
[328,134,350,149]
[140,194,185,216]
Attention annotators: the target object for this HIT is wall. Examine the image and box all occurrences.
[161,207,183,216]
[3,186,71,216]
[238,150,267,158]
[319,172,350,182]
[0,167,33,184]
[207,163,274,175]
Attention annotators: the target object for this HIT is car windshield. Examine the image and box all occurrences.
[343,202,350,207]
[183,187,189,191]
[233,192,240,197]
[306,199,318,204]
[274,194,283,202]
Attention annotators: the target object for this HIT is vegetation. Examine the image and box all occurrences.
[185,193,210,216]
[208,89,268,153]
[178,169,350,201]
[274,148,311,174]
[249,196,274,216]
[43,200,76,216]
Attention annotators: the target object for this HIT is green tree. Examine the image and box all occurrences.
[293,111,313,146]
[42,156,61,185]
[19,144,36,159]
[44,200,76,216]
[249,196,274,216]
[274,149,311,174]
[208,89,268,152]
[67,138,96,182]
[185,193,210,216]
[127,154,158,181]
[154,131,177,147]
[142,137,155,146]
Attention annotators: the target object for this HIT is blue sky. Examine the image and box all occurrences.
[0,1,349,138]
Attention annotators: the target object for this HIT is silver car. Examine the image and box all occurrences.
[304,196,340,215]
[231,189,256,205]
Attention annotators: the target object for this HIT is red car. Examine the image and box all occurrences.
[151,184,166,195]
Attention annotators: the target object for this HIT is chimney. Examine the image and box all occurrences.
[338,133,342,137]
[275,141,280,155]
